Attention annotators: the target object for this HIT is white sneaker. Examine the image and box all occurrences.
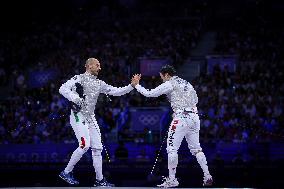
[203,175,213,186]
[157,177,179,188]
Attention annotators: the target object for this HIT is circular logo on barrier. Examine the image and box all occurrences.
[138,114,159,126]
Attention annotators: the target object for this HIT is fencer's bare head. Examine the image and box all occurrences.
[159,65,176,82]
[85,58,101,76]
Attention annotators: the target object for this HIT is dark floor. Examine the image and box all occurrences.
[0,160,284,188]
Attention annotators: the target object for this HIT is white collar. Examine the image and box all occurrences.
[85,72,97,79]
[169,76,178,81]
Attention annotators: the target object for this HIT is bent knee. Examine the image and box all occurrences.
[190,148,203,156]
[91,148,103,156]
[166,146,178,154]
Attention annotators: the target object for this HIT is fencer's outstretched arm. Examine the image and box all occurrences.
[100,81,134,96]
[135,82,173,97]
[59,75,81,103]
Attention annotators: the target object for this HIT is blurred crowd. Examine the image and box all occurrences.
[205,15,284,142]
[0,17,201,144]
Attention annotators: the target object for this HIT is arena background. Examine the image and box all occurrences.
[0,0,283,188]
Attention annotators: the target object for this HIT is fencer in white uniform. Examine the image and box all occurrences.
[132,65,213,187]
[59,58,134,186]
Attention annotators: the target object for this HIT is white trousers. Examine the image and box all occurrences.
[64,110,104,180]
[166,112,210,179]
[167,112,202,155]
[70,110,103,151]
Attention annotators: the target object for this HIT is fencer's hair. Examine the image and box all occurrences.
[160,65,177,76]
[85,58,99,67]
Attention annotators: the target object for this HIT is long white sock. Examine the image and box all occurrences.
[92,150,103,181]
[196,152,210,176]
[64,147,85,173]
[168,152,178,179]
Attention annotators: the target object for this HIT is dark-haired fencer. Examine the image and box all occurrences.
[132,65,213,187]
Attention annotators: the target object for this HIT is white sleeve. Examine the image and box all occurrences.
[100,81,134,96]
[59,75,81,103]
[135,81,173,97]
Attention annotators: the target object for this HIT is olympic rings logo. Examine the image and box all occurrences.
[138,114,160,126]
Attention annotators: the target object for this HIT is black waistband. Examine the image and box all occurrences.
[183,110,197,114]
